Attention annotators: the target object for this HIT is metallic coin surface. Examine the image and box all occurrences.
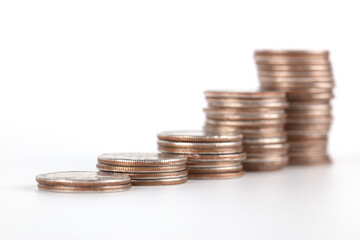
[127,170,188,180]
[36,171,131,187]
[97,163,186,173]
[157,130,243,142]
[97,153,188,166]
[258,70,332,77]
[254,50,329,57]
[204,110,286,120]
[204,90,286,99]
[131,176,188,186]
[158,146,243,154]
[187,160,244,166]
[243,162,287,171]
[208,100,288,109]
[244,155,288,164]
[243,135,287,144]
[257,64,332,71]
[188,171,245,179]
[157,140,242,149]
[185,152,247,161]
[37,183,131,193]
[187,165,243,173]
[206,118,286,127]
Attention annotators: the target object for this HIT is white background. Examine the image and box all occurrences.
[1,0,359,239]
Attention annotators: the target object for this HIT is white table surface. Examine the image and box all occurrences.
[1,154,359,240]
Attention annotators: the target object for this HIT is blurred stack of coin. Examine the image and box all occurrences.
[36,171,131,193]
[203,90,289,171]
[157,130,246,179]
[254,50,334,165]
[97,153,188,186]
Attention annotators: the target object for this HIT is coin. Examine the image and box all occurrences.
[35,171,131,187]
[204,90,286,99]
[126,170,188,180]
[244,155,288,163]
[131,177,188,186]
[207,100,289,109]
[243,143,289,153]
[187,164,243,173]
[188,171,245,179]
[158,146,243,154]
[204,109,286,120]
[258,70,333,77]
[260,81,334,88]
[157,130,243,142]
[97,153,188,166]
[187,160,244,166]
[157,140,242,149]
[288,155,331,165]
[185,152,247,161]
[37,183,131,193]
[97,163,186,173]
[206,119,286,127]
[257,64,332,71]
[243,162,287,171]
[254,50,329,58]
[243,135,287,144]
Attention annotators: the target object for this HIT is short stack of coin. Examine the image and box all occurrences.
[157,131,246,179]
[97,153,188,186]
[36,171,131,193]
[254,50,334,165]
[203,90,289,171]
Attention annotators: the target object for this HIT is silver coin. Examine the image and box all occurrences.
[204,109,286,120]
[157,140,242,149]
[257,64,332,71]
[243,135,287,144]
[204,90,286,99]
[36,171,131,187]
[37,183,131,193]
[207,99,289,109]
[157,130,243,142]
[258,70,333,77]
[97,153,187,166]
[244,155,288,164]
[206,118,286,127]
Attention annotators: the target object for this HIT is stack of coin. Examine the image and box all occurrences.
[36,171,131,193]
[203,90,289,171]
[97,153,188,186]
[254,50,334,165]
[157,130,246,179]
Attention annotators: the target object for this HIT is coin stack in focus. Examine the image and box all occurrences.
[157,131,246,179]
[254,50,334,165]
[203,91,289,171]
[97,153,188,186]
[36,171,131,193]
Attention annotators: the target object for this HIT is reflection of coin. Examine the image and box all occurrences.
[188,171,245,179]
[157,130,242,142]
[37,183,131,193]
[97,153,187,166]
[97,163,185,173]
[36,171,131,187]
[131,177,188,186]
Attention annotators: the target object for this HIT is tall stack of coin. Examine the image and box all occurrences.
[97,153,188,186]
[254,50,334,165]
[203,91,289,171]
[36,171,131,193]
[157,131,246,179]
